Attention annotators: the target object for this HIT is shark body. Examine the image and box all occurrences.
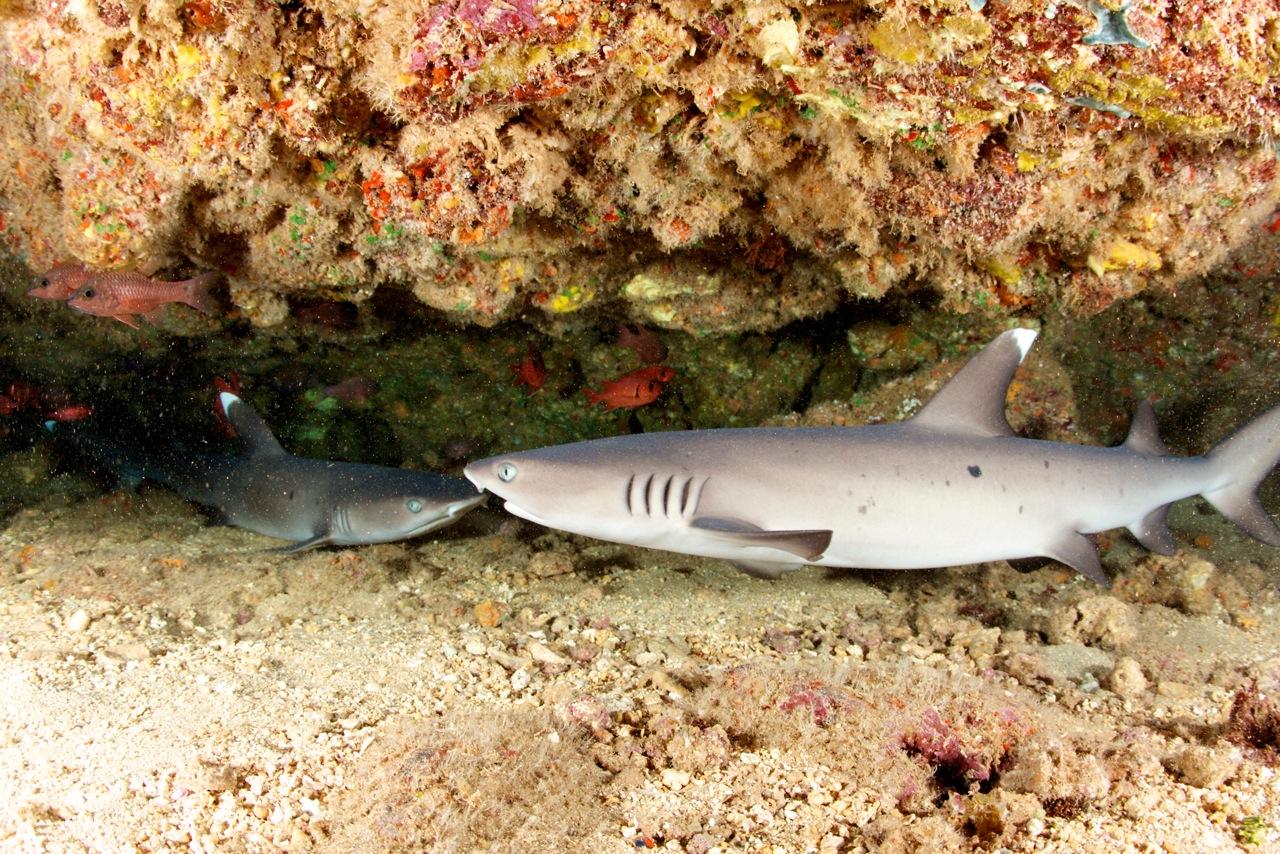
[466,330,1280,584]
[52,392,486,551]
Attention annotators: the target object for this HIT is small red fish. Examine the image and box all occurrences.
[0,395,16,416]
[323,375,377,405]
[28,262,95,300]
[584,367,674,411]
[212,372,242,437]
[46,403,93,422]
[511,347,546,390]
[67,270,220,328]
[616,324,669,363]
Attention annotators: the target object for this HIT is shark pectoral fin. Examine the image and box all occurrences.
[272,533,334,554]
[908,328,1037,438]
[730,559,806,579]
[690,516,832,560]
[1130,505,1176,554]
[1044,532,1112,587]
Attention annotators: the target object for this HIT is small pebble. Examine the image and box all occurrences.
[1171,744,1242,789]
[66,609,90,633]
[1107,657,1147,697]
[510,668,531,691]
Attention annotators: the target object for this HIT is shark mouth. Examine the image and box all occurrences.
[502,501,550,527]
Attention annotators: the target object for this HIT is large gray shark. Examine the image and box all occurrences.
[50,392,486,551]
[465,329,1280,585]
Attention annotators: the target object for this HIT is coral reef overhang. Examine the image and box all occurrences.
[1,0,1279,332]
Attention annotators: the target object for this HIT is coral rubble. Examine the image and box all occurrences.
[1,0,1279,330]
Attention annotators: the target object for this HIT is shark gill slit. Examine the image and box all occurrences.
[660,475,674,518]
[623,473,635,514]
[640,473,654,516]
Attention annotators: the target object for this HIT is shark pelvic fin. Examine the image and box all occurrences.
[219,393,286,458]
[691,516,832,560]
[729,559,806,579]
[1044,531,1112,587]
[1129,505,1176,554]
[909,328,1036,438]
[1122,400,1168,456]
[272,532,334,554]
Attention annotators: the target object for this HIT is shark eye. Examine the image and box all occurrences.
[406,498,423,513]
[497,462,518,482]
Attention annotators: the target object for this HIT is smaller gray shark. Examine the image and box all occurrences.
[465,329,1280,585]
[49,392,486,551]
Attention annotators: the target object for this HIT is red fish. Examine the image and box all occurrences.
[584,367,674,411]
[0,395,16,416]
[67,270,220,328]
[616,324,668,363]
[511,347,546,390]
[323,375,377,405]
[46,403,93,422]
[28,262,95,300]
[212,372,242,437]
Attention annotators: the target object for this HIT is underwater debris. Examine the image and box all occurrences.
[1082,1,1151,49]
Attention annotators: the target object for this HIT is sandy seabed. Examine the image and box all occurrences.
[0,486,1278,853]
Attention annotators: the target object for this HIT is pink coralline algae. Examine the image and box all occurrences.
[900,708,995,790]
[778,680,848,727]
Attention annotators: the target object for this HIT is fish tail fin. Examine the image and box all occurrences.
[583,389,602,406]
[181,272,221,316]
[1203,403,1280,545]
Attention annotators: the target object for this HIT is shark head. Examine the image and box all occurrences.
[464,452,566,527]
[464,439,672,540]
[336,468,488,545]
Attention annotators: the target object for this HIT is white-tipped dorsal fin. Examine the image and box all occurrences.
[1122,399,1168,456]
[909,328,1037,438]
[219,393,286,458]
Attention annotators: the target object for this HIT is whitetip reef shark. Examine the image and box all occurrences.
[466,329,1280,585]
[49,392,486,552]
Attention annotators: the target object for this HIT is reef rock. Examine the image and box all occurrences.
[1,0,1278,330]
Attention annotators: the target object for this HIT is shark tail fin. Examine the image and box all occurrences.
[180,272,221,316]
[1203,403,1280,546]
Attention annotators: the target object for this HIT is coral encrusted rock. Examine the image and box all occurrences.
[1,0,1278,330]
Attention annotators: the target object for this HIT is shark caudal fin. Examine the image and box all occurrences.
[1203,403,1280,546]
[180,272,221,316]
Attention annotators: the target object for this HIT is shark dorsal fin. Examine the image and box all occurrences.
[1122,400,1168,456]
[908,328,1037,438]
[219,393,286,458]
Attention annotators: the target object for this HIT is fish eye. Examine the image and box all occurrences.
[82,288,95,298]
[39,278,48,287]
[497,462,518,482]
[406,498,423,513]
